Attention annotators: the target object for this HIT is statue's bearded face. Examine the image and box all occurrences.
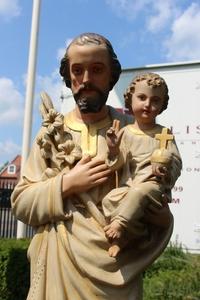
[73,82,109,113]
[68,44,112,113]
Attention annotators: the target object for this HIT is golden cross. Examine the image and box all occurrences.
[155,128,174,149]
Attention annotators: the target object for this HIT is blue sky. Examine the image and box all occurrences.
[0,0,200,167]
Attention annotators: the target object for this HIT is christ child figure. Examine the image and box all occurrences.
[103,73,182,257]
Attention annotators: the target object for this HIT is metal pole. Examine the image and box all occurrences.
[17,0,41,238]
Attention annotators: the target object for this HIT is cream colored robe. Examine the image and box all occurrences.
[11,107,173,300]
[103,124,182,236]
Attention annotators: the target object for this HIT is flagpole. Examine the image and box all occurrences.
[17,0,41,238]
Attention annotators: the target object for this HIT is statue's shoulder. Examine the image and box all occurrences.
[108,106,133,128]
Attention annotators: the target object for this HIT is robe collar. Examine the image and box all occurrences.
[64,109,112,157]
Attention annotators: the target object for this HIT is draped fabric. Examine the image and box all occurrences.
[11,107,173,300]
[102,124,182,234]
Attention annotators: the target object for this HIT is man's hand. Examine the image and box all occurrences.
[62,155,111,198]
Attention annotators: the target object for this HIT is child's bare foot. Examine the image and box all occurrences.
[108,233,130,257]
[104,220,123,240]
[108,242,121,257]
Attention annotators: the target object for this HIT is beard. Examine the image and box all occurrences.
[73,83,109,114]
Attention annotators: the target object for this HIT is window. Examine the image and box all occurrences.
[7,164,16,174]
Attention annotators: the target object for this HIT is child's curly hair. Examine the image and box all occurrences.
[124,72,169,114]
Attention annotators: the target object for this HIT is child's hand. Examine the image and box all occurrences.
[152,162,168,177]
[106,120,123,157]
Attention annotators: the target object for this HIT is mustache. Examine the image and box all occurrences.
[73,82,109,113]
[73,83,103,97]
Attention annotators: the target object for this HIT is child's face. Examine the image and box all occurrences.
[131,80,165,127]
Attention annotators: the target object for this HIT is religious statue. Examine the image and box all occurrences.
[11,33,175,300]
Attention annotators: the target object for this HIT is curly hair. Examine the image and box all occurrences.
[59,33,121,90]
[124,72,169,114]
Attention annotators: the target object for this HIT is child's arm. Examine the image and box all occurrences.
[152,128,182,187]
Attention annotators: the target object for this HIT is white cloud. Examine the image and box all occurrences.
[147,0,178,33]
[106,0,179,33]
[165,3,200,61]
[56,38,73,61]
[0,0,21,20]
[109,1,200,62]
[57,48,66,61]
[105,0,172,20]
[36,69,63,111]
[0,140,21,156]
[37,41,75,112]
[0,77,24,124]
[0,140,21,167]
[105,0,151,20]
